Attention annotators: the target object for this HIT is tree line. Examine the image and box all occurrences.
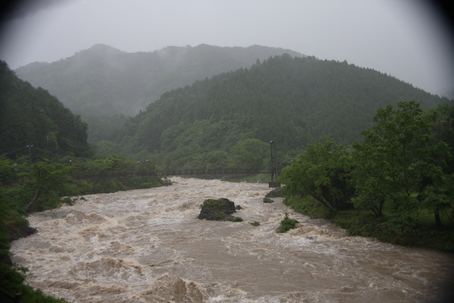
[0,152,165,302]
[0,61,165,302]
[105,54,450,171]
[1,54,453,301]
[15,44,302,144]
[279,101,454,251]
[0,61,93,160]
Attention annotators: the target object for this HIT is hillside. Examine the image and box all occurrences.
[14,44,302,144]
[0,61,92,159]
[15,44,302,117]
[109,54,452,170]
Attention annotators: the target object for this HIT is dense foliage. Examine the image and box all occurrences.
[280,137,354,215]
[279,101,454,251]
[1,46,453,301]
[0,154,164,301]
[109,54,449,171]
[0,61,93,160]
[0,61,166,300]
[16,44,301,143]
[0,157,70,302]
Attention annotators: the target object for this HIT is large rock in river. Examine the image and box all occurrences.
[198,198,237,221]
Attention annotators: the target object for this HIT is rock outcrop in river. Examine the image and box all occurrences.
[198,198,238,221]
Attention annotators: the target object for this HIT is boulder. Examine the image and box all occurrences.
[8,225,37,242]
[198,198,237,221]
[263,197,274,203]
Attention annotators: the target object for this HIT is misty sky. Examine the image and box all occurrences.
[0,0,453,96]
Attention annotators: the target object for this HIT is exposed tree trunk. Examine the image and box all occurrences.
[434,210,442,228]
[371,207,382,218]
[25,188,40,211]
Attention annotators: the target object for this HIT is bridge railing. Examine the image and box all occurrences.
[162,168,273,176]
[72,168,278,181]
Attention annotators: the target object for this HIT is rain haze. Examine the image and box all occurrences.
[0,0,453,96]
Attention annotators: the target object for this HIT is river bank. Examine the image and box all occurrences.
[282,193,454,253]
[10,177,454,302]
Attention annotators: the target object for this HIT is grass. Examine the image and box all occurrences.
[284,194,454,252]
[332,210,454,252]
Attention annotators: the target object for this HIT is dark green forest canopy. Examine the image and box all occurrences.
[0,61,92,159]
[114,54,451,169]
[15,44,302,118]
[15,44,302,144]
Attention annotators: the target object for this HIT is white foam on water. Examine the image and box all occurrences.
[10,177,454,302]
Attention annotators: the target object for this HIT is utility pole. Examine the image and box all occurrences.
[26,145,33,165]
[269,141,278,188]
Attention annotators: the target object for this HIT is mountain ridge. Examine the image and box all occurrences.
[108,54,451,170]
[0,61,92,159]
[15,44,303,116]
[14,44,303,143]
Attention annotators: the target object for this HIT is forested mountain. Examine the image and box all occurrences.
[15,44,301,116]
[0,61,92,159]
[108,54,452,170]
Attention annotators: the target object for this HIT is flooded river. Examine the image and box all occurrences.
[10,177,454,302]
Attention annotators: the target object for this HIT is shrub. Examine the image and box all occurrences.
[277,213,299,233]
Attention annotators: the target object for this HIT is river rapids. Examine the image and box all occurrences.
[10,177,454,302]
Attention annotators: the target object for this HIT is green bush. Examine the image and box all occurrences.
[250,221,260,226]
[277,213,299,233]
[0,263,68,302]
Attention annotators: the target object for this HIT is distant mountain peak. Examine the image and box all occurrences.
[15,44,305,121]
[87,43,123,53]
[89,43,115,49]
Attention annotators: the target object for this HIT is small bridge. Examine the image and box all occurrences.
[161,168,277,176]
[73,168,279,180]
[72,168,281,186]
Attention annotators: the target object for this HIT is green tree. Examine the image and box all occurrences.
[421,173,454,228]
[137,159,161,173]
[352,101,451,230]
[228,139,268,171]
[205,150,229,171]
[83,154,135,174]
[279,137,354,212]
[18,161,76,213]
[421,104,454,227]
[0,61,92,159]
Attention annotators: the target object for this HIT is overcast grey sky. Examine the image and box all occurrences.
[0,0,453,96]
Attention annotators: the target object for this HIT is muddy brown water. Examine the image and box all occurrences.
[10,177,454,302]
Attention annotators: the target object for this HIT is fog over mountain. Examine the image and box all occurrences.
[105,54,451,169]
[2,3,454,303]
[1,0,453,98]
[15,44,302,117]
[14,44,304,143]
